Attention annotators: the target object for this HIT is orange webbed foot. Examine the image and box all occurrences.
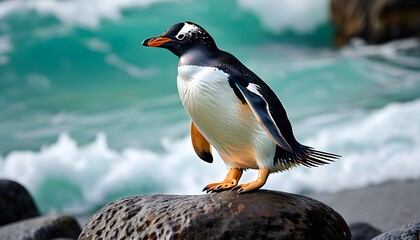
[203,180,238,193]
[203,168,243,193]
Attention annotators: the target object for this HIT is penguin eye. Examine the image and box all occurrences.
[176,34,185,41]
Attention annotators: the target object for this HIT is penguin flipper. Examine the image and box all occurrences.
[233,81,293,153]
[191,121,213,163]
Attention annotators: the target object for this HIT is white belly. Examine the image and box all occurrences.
[177,65,276,169]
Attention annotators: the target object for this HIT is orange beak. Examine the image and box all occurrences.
[142,37,172,47]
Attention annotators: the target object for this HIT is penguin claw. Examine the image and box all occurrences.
[231,185,245,194]
[202,185,213,193]
[231,183,262,194]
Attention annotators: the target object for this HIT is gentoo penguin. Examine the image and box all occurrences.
[142,22,340,194]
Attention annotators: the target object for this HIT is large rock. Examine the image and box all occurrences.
[373,219,420,240]
[79,190,351,240]
[0,179,40,226]
[0,215,82,240]
[330,0,420,46]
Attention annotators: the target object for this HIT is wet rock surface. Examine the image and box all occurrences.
[0,215,82,240]
[373,219,420,240]
[79,190,351,240]
[330,0,420,46]
[0,179,40,226]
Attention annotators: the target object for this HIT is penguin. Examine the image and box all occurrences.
[142,21,340,194]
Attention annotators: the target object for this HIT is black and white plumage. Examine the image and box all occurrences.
[142,21,340,193]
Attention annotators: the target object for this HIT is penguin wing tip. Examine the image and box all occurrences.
[199,151,213,163]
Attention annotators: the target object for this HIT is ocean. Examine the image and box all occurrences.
[1,0,420,218]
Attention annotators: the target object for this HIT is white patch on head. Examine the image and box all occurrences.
[176,22,200,40]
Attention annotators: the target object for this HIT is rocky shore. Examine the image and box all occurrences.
[330,0,420,46]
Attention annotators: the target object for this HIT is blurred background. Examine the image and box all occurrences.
[0,0,419,220]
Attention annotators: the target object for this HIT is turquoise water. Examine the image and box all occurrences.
[1,0,420,216]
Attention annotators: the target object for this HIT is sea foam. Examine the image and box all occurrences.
[0,0,171,28]
[236,0,329,33]
[0,36,12,65]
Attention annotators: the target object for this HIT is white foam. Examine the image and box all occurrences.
[0,36,12,53]
[341,38,420,68]
[0,0,171,28]
[236,0,329,33]
[26,73,52,90]
[0,1,21,18]
[0,36,12,65]
[84,38,111,53]
[105,54,157,79]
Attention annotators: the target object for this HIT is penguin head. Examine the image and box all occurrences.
[142,21,217,57]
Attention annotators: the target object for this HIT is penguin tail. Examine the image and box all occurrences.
[295,145,341,168]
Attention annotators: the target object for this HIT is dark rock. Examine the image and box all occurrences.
[349,222,382,240]
[330,0,420,46]
[0,179,40,226]
[79,190,351,240]
[0,215,82,240]
[373,219,420,240]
